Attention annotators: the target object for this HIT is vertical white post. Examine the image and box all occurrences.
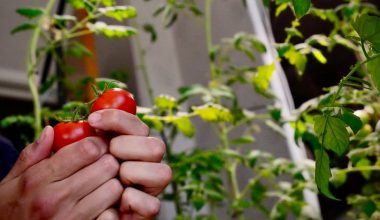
[246,0,321,215]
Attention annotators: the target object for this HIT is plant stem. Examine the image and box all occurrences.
[360,39,370,60]
[204,0,217,80]
[219,124,243,219]
[330,54,380,106]
[160,128,183,216]
[130,21,155,105]
[340,166,380,174]
[27,0,56,139]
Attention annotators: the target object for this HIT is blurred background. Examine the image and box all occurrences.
[2,0,380,219]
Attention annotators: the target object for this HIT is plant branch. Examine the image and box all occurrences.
[330,53,380,106]
[27,0,56,139]
[218,123,243,219]
[204,0,217,80]
[160,127,183,216]
[360,39,370,60]
[130,21,155,105]
[340,166,380,174]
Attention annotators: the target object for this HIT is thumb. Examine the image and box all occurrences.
[2,126,54,182]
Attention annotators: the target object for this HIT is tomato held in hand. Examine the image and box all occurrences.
[90,88,137,115]
[53,121,95,152]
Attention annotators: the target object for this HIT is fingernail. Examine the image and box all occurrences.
[89,112,102,125]
[36,126,48,145]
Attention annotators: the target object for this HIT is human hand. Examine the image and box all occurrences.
[0,126,122,220]
[88,110,172,220]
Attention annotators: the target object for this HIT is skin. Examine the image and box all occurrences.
[0,109,172,220]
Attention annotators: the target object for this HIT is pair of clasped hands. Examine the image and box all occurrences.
[0,109,172,220]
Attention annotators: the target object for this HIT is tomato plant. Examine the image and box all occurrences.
[53,121,95,152]
[91,88,137,115]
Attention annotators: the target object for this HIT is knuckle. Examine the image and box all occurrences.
[18,147,32,163]
[20,171,39,194]
[78,138,102,160]
[109,110,122,126]
[32,192,58,219]
[101,155,119,175]
[148,137,166,161]
[158,164,172,185]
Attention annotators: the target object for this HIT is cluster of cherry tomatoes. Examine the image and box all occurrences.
[52,88,137,152]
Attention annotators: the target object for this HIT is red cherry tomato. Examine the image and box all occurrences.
[90,88,137,115]
[53,121,95,152]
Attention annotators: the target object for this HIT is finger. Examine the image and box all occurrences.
[88,109,149,136]
[62,154,119,201]
[96,208,119,220]
[72,179,123,220]
[120,162,172,196]
[3,126,53,182]
[30,136,108,183]
[110,136,165,162]
[119,187,160,220]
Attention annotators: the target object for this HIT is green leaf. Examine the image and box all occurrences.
[330,169,347,188]
[66,41,92,58]
[338,110,362,134]
[173,116,195,138]
[11,23,36,34]
[246,150,272,168]
[270,108,282,122]
[352,14,380,52]
[87,21,137,38]
[155,95,178,110]
[142,116,164,132]
[276,43,292,57]
[270,201,287,220]
[192,194,205,211]
[143,23,157,42]
[315,148,337,200]
[210,85,234,99]
[367,56,380,91]
[250,181,266,203]
[251,37,267,53]
[252,63,275,96]
[68,0,85,9]
[231,135,255,145]
[100,0,114,6]
[178,84,208,103]
[39,75,57,94]
[16,8,44,19]
[311,49,327,64]
[189,5,203,16]
[285,27,303,39]
[301,131,321,152]
[95,78,127,90]
[314,115,349,156]
[284,47,307,75]
[193,104,233,123]
[99,6,137,22]
[292,0,311,18]
[1,115,34,128]
[276,3,288,17]
[262,0,270,7]
[356,158,372,180]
